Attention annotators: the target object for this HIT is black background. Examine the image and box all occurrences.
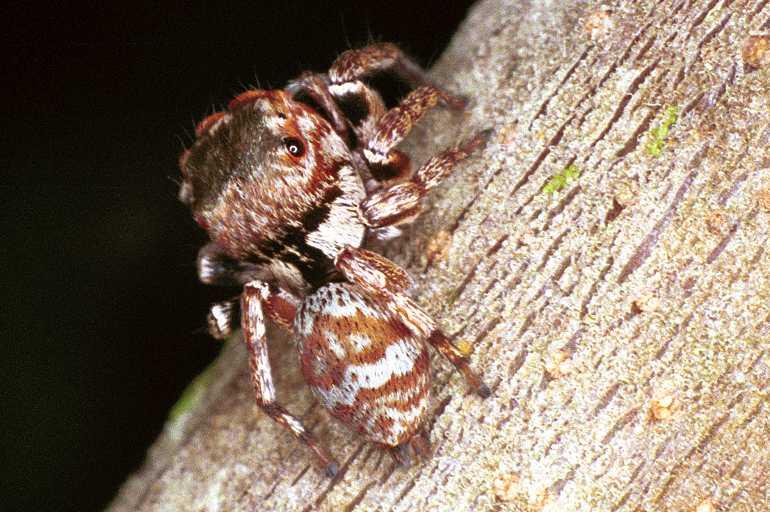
[2,2,476,510]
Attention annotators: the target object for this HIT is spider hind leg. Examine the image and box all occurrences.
[384,430,432,467]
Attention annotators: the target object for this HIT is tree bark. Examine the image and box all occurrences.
[109,1,770,510]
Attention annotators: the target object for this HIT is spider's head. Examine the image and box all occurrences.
[179,89,360,260]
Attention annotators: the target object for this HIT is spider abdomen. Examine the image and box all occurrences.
[295,282,432,446]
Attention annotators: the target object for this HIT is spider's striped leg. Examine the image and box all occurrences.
[196,243,252,339]
[335,246,490,398]
[288,70,413,188]
[329,44,467,184]
[206,298,240,340]
[197,242,288,340]
[329,79,417,187]
[360,85,466,175]
[286,72,351,142]
[383,430,432,467]
[241,280,339,477]
[425,330,490,398]
[197,242,259,287]
[207,284,298,340]
[359,130,490,229]
[328,43,465,107]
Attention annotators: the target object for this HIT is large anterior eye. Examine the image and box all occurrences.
[283,137,305,157]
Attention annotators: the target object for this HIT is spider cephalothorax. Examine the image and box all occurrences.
[180,89,366,293]
[179,43,490,475]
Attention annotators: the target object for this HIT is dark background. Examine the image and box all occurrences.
[2,2,476,510]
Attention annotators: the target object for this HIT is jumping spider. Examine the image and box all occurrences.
[178,43,490,476]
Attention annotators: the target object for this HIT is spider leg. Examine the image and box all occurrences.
[195,243,255,339]
[328,43,463,106]
[383,430,432,467]
[328,43,467,184]
[336,246,490,398]
[197,242,262,287]
[359,130,490,229]
[324,78,413,185]
[288,71,413,191]
[361,85,464,172]
[286,72,351,142]
[207,298,240,340]
[206,283,299,340]
[241,280,339,476]
[425,330,490,398]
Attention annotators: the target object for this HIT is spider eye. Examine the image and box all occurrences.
[283,137,305,157]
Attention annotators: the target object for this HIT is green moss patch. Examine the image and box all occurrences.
[543,163,581,195]
[645,106,680,157]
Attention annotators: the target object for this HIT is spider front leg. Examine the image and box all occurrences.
[360,130,490,229]
[240,281,339,476]
[196,243,257,339]
[285,72,351,142]
[328,43,467,180]
[207,298,240,340]
[328,42,463,103]
[206,284,300,340]
[336,246,491,398]
[361,85,466,171]
[197,242,260,287]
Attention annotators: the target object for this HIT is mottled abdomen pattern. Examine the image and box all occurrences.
[295,283,431,446]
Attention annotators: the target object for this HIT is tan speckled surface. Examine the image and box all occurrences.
[110,1,770,510]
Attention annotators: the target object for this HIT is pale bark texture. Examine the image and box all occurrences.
[109,0,770,510]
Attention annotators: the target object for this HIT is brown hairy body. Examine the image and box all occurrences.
[178,43,490,475]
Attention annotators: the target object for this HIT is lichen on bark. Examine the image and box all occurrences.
[110,1,770,510]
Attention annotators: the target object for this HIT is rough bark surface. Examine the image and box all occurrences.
[110,1,770,510]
